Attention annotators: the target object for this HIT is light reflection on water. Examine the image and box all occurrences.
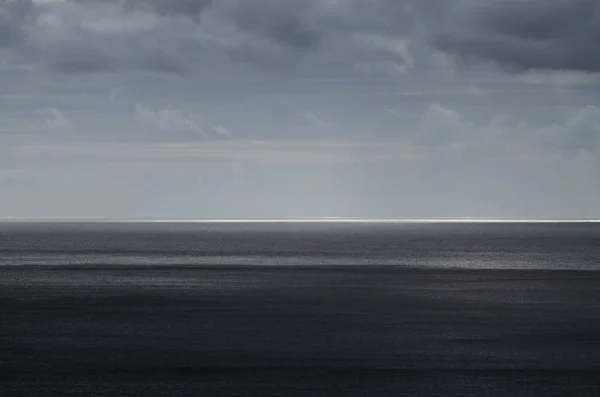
[1,222,600,270]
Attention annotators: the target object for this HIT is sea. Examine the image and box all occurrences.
[1,221,600,396]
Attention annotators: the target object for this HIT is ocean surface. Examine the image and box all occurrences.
[1,221,600,396]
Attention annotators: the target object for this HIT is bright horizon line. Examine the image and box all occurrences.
[1,217,599,224]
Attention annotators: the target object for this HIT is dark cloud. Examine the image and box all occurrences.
[0,0,33,48]
[1,0,428,74]
[128,0,213,17]
[23,0,421,74]
[4,0,599,75]
[324,0,416,36]
[48,45,119,74]
[72,0,213,16]
[231,0,323,52]
[224,0,423,54]
[78,0,214,18]
[433,0,600,73]
[49,49,182,75]
[36,31,186,74]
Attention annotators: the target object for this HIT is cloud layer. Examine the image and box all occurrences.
[1,0,599,218]
[1,0,597,74]
[434,0,600,73]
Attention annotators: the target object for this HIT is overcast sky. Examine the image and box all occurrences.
[1,0,599,218]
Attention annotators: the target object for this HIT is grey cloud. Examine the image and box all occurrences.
[125,0,214,17]
[0,0,194,74]
[28,1,190,74]
[540,105,600,150]
[433,0,600,73]
[135,102,208,139]
[213,125,232,136]
[305,111,336,132]
[6,107,75,135]
[4,0,600,76]
[2,0,426,74]
[74,0,214,18]
[229,0,323,52]
[389,102,600,153]
[138,0,415,52]
[46,42,119,74]
[414,103,474,146]
[0,0,33,48]
[322,0,416,36]
[46,41,184,74]
[39,108,73,131]
[4,98,600,217]
[0,126,17,134]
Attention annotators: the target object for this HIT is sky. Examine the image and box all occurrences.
[1,0,599,219]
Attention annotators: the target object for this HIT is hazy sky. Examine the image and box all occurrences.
[1,0,599,218]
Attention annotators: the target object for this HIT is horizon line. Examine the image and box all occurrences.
[1,217,600,224]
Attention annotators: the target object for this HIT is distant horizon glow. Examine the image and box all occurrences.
[1,218,600,224]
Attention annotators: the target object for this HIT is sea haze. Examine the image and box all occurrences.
[1,222,600,396]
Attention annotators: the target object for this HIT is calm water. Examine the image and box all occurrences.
[1,221,600,269]
[1,222,600,396]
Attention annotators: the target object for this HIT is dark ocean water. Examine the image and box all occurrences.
[1,222,600,396]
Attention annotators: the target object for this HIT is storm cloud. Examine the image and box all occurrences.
[433,0,600,73]
[2,0,597,74]
[2,0,421,73]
